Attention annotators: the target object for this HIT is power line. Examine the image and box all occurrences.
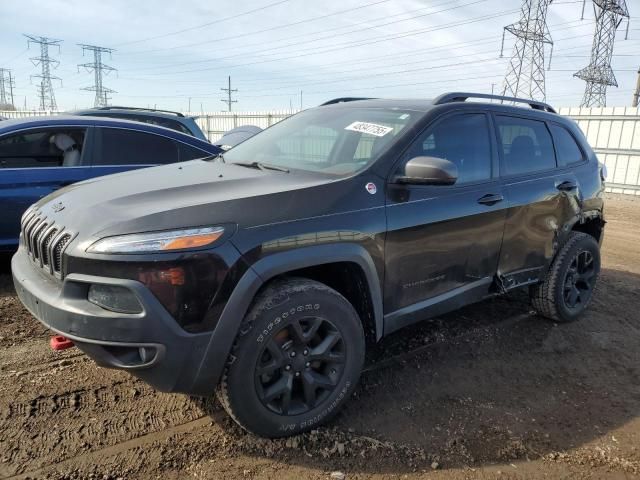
[115,0,293,46]
[24,34,62,110]
[129,8,520,77]
[574,0,630,107]
[127,0,490,73]
[220,75,238,111]
[78,44,117,107]
[119,0,395,57]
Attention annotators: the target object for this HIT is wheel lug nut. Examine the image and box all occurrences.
[295,371,300,377]
[303,349,308,355]
[305,362,310,368]
[285,365,291,371]
[290,351,296,357]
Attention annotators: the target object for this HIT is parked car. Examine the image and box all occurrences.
[213,125,262,150]
[70,106,209,141]
[0,115,221,251]
[12,92,605,438]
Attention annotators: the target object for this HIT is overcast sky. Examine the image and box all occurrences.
[0,0,637,112]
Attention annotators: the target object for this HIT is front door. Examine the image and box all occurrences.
[0,127,91,251]
[384,112,507,333]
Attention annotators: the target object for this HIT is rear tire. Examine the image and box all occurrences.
[217,278,365,438]
[530,231,600,323]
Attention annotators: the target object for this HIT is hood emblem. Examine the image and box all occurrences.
[365,182,377,195]
[52,202,65,213]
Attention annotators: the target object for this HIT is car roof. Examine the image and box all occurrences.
[0,115,212,145]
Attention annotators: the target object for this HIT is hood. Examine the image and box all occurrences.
[30,159,373,244]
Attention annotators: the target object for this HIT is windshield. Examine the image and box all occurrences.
[223,107,418,176]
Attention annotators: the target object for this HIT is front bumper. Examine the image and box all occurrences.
[11,247,218,395]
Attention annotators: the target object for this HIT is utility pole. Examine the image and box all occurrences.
[78,44,116,107]
[0,68,16,107]
[220,76,237,112]
[24,34,62,111]
[574,0,630,107]
[500,0,554,101]
[633,68,640,107]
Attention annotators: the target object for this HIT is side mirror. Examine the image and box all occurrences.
[395,156,458,186]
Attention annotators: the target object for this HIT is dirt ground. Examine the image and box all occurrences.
[1,194,639,480]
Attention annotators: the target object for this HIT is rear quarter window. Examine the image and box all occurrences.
[496,115,557,176]
[550,124,585,166]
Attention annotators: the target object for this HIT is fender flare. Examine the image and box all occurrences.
[190,243,384,395]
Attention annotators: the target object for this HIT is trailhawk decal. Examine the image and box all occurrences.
[345,121,393,137]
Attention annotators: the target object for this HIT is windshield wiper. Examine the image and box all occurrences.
[233,161,289,173]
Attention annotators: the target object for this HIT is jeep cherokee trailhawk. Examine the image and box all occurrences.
[12,93,605,437]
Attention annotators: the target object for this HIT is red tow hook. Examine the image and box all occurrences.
[50,335,74,351]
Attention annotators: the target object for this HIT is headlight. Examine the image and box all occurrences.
[86,226,225,254]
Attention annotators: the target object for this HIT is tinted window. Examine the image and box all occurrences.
[0,129,86,169]
[496,116,556,175]
[404,113,492,184]
[177,142,209,161]
[550,124,584,165]
[97,128,179,166]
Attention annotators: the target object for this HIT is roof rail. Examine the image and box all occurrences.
[433,92,556,114]
[93,106,185,117]
[320,97,375,106]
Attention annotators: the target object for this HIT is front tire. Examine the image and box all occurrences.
[217,278,365,438]
[530,232,601,323]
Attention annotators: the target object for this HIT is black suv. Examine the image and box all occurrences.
[12,93,605,438]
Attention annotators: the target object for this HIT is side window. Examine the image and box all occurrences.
[550,124,584,166]
[403,113,492,184]
[177,142,209,162]
[496,116,556,175]
[0,129,86,169]
[96,128,179,166]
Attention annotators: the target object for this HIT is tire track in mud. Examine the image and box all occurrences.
[4,417,215,480]
[0,374,215,477]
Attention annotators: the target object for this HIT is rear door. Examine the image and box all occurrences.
[384,111,507,331]
[0,127,91,250]
[494,114,576,288]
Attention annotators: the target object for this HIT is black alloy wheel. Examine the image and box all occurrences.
[255,316,345,416]
[563,250,596,309]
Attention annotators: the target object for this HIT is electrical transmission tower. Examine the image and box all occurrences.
[574,1,630,107]
[78,44,116,107]
[0,68,15,107]
[24,34,62,111]
[220,76,237,111]
[500,0,554,101]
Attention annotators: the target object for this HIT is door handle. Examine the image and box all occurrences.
[556,180,577,191]
[477,193,504,206]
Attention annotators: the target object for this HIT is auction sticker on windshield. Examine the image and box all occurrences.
[345,121,393,137]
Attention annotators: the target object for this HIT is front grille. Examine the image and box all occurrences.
[20,211,74,278]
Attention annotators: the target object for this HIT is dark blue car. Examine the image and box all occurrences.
[0,116,222,252]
